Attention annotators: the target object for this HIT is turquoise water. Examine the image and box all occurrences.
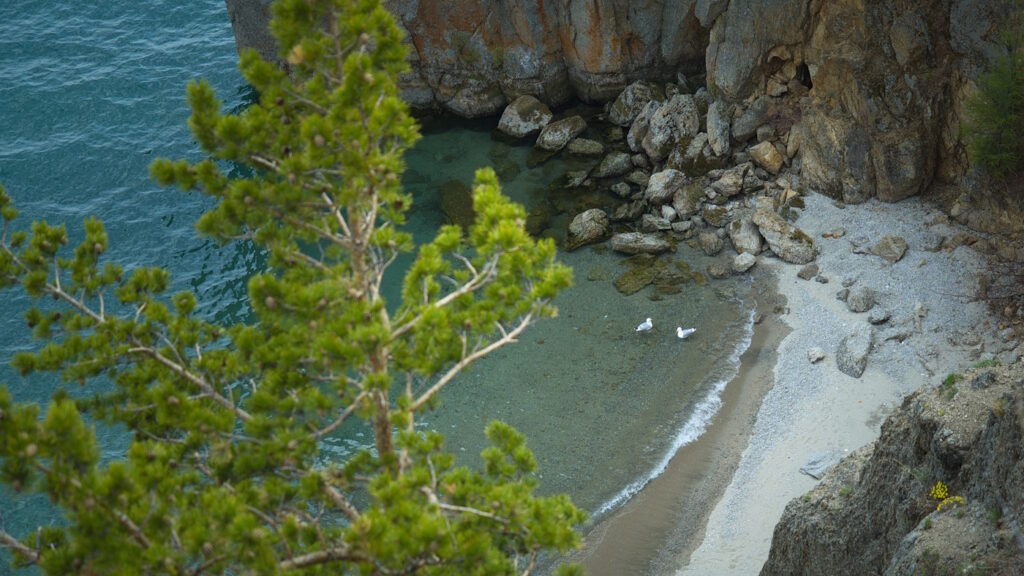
[0,1,754,572]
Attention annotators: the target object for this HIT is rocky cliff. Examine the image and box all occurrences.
[761,365,1024,575]
[225,0,1017,210]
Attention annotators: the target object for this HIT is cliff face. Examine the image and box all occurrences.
[224,0,1011,208]
[761,366,1024,575]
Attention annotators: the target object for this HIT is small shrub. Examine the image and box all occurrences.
[839,485,853,498]
[988,506,1003,525]
[923,517,933,530]
[941,373,963,399]
[972,358,1001,369]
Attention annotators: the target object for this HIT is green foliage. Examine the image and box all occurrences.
[0,0,582,573]
[963,17,1024,180]
[941,373,963,399]
[972,358,1000,369]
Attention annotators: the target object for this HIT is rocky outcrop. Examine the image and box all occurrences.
[226,0,709,116]
[761,365,1024,576]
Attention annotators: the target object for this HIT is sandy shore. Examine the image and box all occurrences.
[571,277,788,575]
[679,192,1012,575]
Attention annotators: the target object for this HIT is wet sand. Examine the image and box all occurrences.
[571,274,788,575]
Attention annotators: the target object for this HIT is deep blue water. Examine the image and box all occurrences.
[0,2,754,573]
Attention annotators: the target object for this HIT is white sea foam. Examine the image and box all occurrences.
[593,305,757,519]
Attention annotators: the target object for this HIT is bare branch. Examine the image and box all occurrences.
[313,391,367,439]
[0,528,39,565]
[437,503,509,525]
[409,312,534,412]
[278,545,360,571]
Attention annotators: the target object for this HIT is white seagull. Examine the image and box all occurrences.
[676,326,696,339]
[636,317,653,332]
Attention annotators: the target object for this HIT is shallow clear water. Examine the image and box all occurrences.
[0,1,755,570]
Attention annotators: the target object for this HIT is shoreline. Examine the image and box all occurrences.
[680,192,1009,575]
[572,271,789,575]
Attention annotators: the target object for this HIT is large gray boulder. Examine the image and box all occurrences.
[609,81,661,126]
[566,208,610,250]
[836,324,872,378]
[535,116,587,151]
[645,169,687,205]
[752,196,816,264]
[706,100,732,157]
[728,216,763,255]
[627,100,660,153]
[610,232,672,255]
[672,180,706,218]
[593,151,633,178]
[642,94,701,161]
[497,95,553,138]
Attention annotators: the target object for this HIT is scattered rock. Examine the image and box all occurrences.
[822,227,847,239]
[640,213,672,233]
[642,94,701,161]
[814,275,829,284]
[497,95,553,138]
[732,96,771,142]
[711,164,747,197]
[728,216,763,255]
[535,116,587,151]
[799,451,837,479]
[707,100,732,157]
[841,276,858,288]
[837,325,873,378]
[609,81,660,126]
[921,232,944,252]
[627,100,660,152]
[699,232,724,256]
[671,220,693,234]
[871,235,908,263]
[593,151,634,178]
[566,209,610,251]
[610,232,672,255]
[611,200,644,222]
[702,205,730,228]
[661,204,678,222]
[797,263,819,280]
[867,308,891,325]
[645,169,687,206]
[807,347,826,364]
[610,182,632,198]
[566,138,605,156]
[625,170,650,186]
[613,265,657,295]
[846,286,875,313]
[672,180,706,218]
[732,252,757,273]
[752,196,817,264]
[748,140,785,174]
[970,370,996,390]
[836,288,850,302]
[707,262,730,279]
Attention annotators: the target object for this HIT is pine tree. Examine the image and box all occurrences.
[0,0,584,573]
[964,15,1024,181]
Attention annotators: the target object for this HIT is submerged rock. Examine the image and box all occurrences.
[566,137,605,156]
[566,208,610,251]
[610,232,672,255]
[536,116,587,151]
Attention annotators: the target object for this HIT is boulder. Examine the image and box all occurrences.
[707,100,732,157]
[731,96,772,142]
[752,197,816,264]
[699,232,724,256]
[640,213,672,232]
[707,262,730,279]
[710,163,748,197]
[611,200,644,222]
[871,235,908,263]
[702,205,730,228]
[749,140,785,174]
[732,252,757,273]
[836,324,873,378]
[566,209,610,250]
[610,232,672,255]
[846,286,875,313]
[728,216,763,255]
[610,181,632,198]
[497,95,553,138]
[645,169,687,205]
[672,180,706,218]
[625,170,650,187]
[807,347,826,364]
[593,151,633,178]
[627,100,660,153]
[535,116,587,151]
[642,94,701,161]
[797,263,819,280]
[565,138,605,156]
[609,81,661,126]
